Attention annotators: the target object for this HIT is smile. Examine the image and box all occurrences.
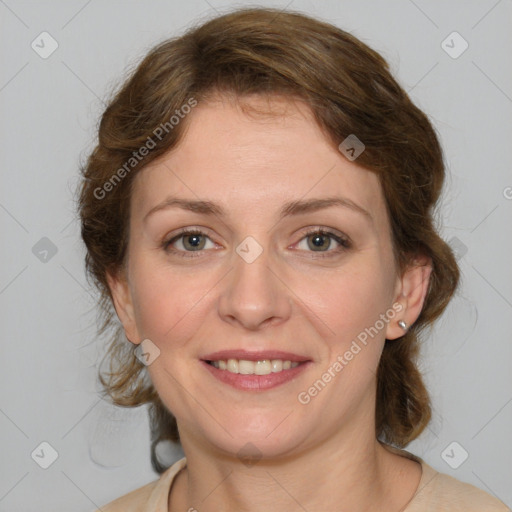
[206,358,300,375]
[201,359,311,391]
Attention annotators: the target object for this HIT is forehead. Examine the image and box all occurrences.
[132,94,386,225]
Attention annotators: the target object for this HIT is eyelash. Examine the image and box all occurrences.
[161,227,351,259]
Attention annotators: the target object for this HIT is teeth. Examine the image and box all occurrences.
[210,359,300,375]
[226,359,238,373]
[271,360,283,372]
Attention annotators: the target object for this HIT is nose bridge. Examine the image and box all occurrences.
[217,235,292,329]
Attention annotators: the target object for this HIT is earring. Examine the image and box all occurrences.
[398,320,407,331]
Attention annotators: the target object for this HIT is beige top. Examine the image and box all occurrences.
[96,447,510,512]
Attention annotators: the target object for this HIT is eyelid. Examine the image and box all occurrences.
[162,226,351,257]
[292,227,352,257]
[297,226,350,245]
[162,227,217,251]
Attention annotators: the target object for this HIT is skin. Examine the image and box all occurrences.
[108,94,432,512]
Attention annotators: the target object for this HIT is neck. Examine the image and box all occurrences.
[168,422,422,512]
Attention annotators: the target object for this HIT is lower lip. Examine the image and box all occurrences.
[200,360,312,390]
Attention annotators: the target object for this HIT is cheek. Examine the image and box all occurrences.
[294,258,394,345]
[129,258,220,347]
[130,260,188,337]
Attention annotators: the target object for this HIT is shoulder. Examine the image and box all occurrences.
[381,444,509,512]
[94,457,187,512]
[96,480,157,512]
[410,460,510,511]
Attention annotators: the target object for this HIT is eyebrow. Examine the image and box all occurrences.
[143,196,373,224]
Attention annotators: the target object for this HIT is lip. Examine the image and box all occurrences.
[200,359,312,391]
[201,349,311,363]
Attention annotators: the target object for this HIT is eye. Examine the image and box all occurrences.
[162,227,351,259]
[295,228,351,257]
[162,229,216,257]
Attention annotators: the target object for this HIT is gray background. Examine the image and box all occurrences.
[1,0,511,510]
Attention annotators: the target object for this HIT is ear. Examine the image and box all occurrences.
[386,254,432,340]
[106,268,141,345]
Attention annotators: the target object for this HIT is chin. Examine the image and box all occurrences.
[188,411,312,462]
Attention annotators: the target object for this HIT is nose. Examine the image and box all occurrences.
[217,241,292,331]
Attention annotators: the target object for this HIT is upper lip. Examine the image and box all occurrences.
[201,349,311,363]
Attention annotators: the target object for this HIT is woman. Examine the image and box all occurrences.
[78,7,508,512]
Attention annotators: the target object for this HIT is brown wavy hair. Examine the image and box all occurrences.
[77,7,460,473]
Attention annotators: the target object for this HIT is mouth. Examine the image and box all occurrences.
[200,350,312,390]
[204,358,302,375]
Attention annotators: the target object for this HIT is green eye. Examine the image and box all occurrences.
[162,227,351,259]
[163,229,214,256]
[297,229,351,256]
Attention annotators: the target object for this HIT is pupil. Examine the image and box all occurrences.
[310,234,328,250]
[186,234,203,249]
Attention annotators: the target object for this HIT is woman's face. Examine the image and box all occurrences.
[109,94,418,459]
